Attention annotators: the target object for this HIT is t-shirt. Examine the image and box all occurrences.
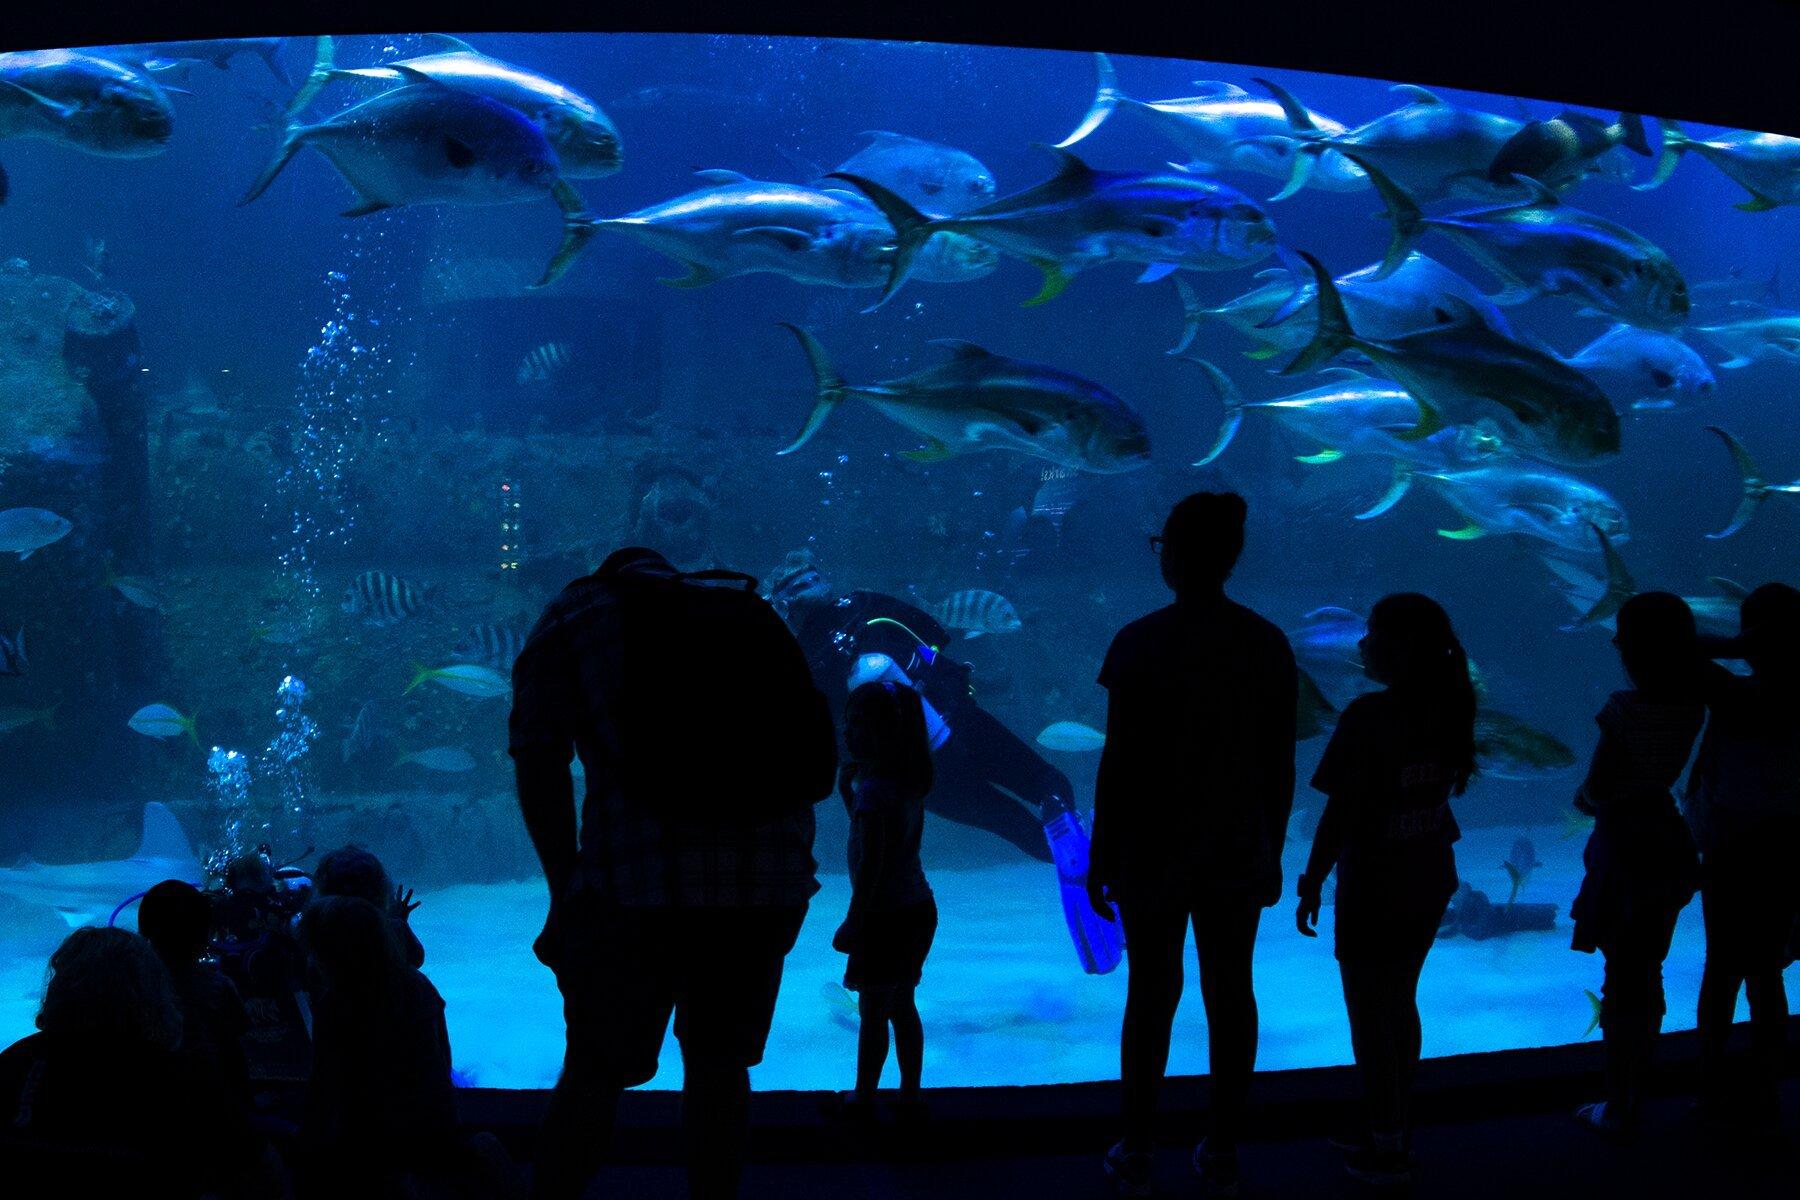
[1303,690,1462,902]
[1577,691,1703,816]
[1092,595,1298,903]
[846,773,932,912]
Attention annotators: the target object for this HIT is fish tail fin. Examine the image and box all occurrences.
[1281,251,1357,375]
[776,324,849,455]
[1705,425,1768,539]
[285,34,335,117]
[1617,112,1651,157]
[825,171,938,310]
[1250,78,1330,200]
[1635,118,1690,191]
[1056,52,1122,149]
[183,712,200,748]
[1355,462,1414,520]
[403,664,431,695]
[532,179,600,288]
[1178,356,1246,466]
[239,108,310,206]
[1167,275,1206,356]
[1343,154,1423,280]
[1571,526,1637,628]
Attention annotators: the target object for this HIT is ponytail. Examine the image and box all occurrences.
[1370,593,1477,794]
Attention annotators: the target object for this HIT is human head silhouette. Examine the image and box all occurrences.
[1615,591,1701,700]
[1364,592,1476,793]
[1739,581,1800,680]
[1159,491,1246,598]
[138,879,212,967]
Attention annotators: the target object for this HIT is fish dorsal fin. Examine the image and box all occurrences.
[693,168,751,184]
[1390,84,1445,106]
[860,130,922,145]
[134,802,196,865]
[1035,143,1097,184]
[1187,81,1248,96]
[420,33,478,53]
[1316,367,1370,381]
[930,338,1000,362]
[1708,575,1751,600]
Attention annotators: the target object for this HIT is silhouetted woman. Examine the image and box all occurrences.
[1569,592,1705,1135]
[1296,593,1474,1186]
[831,680,937,1120]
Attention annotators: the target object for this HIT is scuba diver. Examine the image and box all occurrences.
[764,550,1121,974]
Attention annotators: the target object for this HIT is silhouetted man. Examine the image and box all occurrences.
[1088,492,1298,1198]
[510,547,835,1200]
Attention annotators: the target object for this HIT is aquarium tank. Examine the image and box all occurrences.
[0,31,1795,1092]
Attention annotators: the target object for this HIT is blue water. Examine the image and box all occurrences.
[0,33,1795,1089]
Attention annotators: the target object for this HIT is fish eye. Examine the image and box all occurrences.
[1650,368,1676,389]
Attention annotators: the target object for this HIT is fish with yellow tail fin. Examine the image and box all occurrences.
[404,663,511,699]
[241,36,596,287]
[1284,251,1620,467]
[1583,989,1603,1038]
[775,324,1149,474]
[829,144,1275,310]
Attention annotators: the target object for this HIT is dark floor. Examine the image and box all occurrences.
[579,1084,1799,1198]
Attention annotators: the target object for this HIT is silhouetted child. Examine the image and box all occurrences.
[1686,582,1800,1128]
[138,879,264,1174]
[1568,592,1704,1135]
[1296,594,1473,1187]
[831,680,937,1120]
[0,927,233,1194]
[298,894,461,1196]
[314,844,425,968]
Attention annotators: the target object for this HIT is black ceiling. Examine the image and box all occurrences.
[6,0,1798,136]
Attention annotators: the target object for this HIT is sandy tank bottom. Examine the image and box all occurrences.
[1,823,1792,1091]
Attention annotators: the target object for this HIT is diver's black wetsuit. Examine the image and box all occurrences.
[792,590,1069,863]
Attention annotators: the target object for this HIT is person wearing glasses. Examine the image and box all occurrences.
[1090,492,1298,1198]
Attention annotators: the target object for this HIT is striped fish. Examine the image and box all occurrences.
[516,341,571,385]
[928,588,1021,638]
[451,619,528,672]
[341,570,433,627]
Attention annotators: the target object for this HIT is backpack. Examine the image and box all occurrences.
[608,567,838,825]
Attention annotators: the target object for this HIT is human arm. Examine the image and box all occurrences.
[1261,635,1301,907]
[1087,689,1127,920]
[1295,704,1363,934]
[835,792,895,952]
[508,628,583,899]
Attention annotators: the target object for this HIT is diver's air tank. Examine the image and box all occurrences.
[846,653,951,750]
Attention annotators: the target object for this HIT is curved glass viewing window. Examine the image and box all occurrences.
[0,31,1794,1090]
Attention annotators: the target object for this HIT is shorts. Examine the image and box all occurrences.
[844,896,937,992]
[537,897,808,1088]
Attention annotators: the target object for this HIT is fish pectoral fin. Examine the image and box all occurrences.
[1393,399,1446,442]
[733,225,816,251]
[0,79,78,120]
[899,439,954,463]
[1718,356,1753,369]
[1735,193,1780,213]
[1295,448,1343,464]
[1485,283,1537,306]
[1437,522,1489,540]
[658,261,721,289]
[1136,262,1180,284]
[1021,260,1073,307]
[1243,344,1281,361]
[341,199,393,217]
